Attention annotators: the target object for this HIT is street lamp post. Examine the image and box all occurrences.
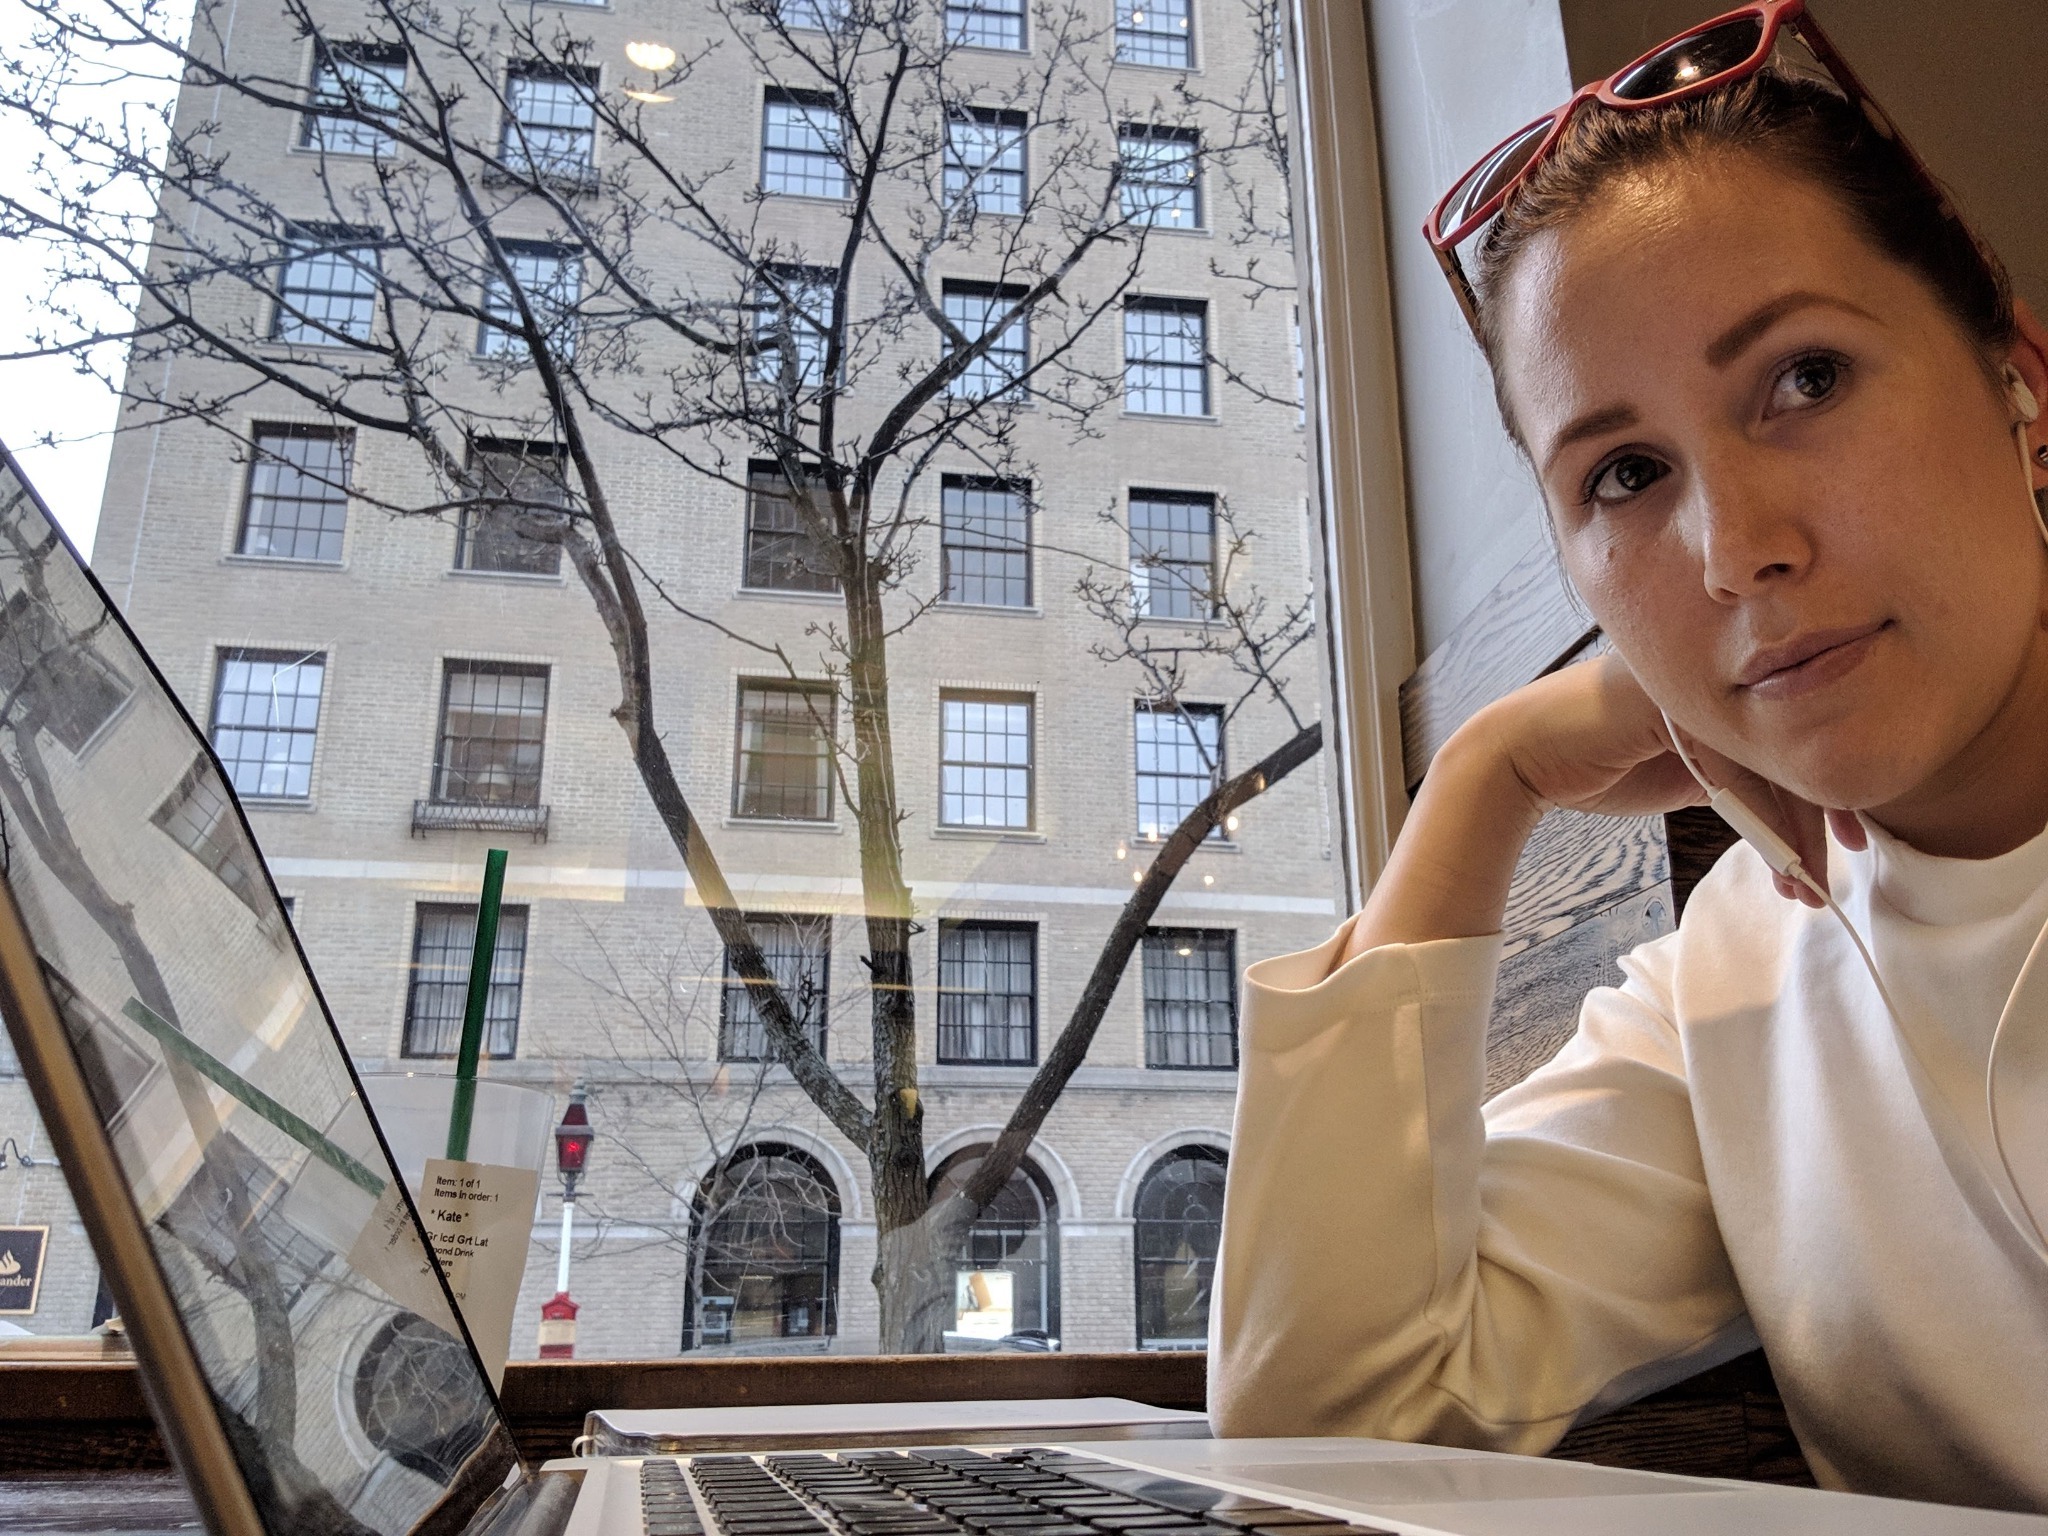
[539,1081,594,1359]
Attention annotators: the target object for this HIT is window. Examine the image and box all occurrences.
[937,921,1036,1064]
[0,589,131,754]
[762,89,848,199]
[753,265,836,392]
[944,108,1026,216]
[930,1149,1058,1342]
[1119,125,1200,227]
[1135,703,1222,839]
[1116,0,1192,67]
[151,756,266,915]
[1124,297,1208,415]
[940,476,1030,607]
[502,64,597,179]
[733,680,835,821]
[686,1145,839,1348]
[1128,490,1215,619]
[945,0,1025,49]
[781,0,852,30]
[1143,928,1237,1068]
[940,691,1032,829]
[942,281,1028,401]
[239,427,351,562]
[458,442,566,575]
[719,913,831,1061]
[433,661,548,805]
[1134,1146,1226,1349]
[743,461,841,593]
[401,903,529,1058]
[273,225,380,345]
[210,649,325,800]
[300,44,405,156]
[479,242,581,358]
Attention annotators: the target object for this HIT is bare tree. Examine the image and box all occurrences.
[2,0,1322,1349]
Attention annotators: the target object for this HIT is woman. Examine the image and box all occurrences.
[1208,2,2048,1512]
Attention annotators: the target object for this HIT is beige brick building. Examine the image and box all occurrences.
[5,0,1343,1356]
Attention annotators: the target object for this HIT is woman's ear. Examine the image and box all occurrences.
[2011,300,2048,487]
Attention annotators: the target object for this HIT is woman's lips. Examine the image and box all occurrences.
[1737,620,1891,701]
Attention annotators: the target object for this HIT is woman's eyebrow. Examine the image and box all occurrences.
[1541,404,1637,477]
[1705,290,1879,369]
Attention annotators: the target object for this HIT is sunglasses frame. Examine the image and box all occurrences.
[1424,0,1936,337]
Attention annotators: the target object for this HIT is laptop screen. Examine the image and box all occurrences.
[0,448,518,1534]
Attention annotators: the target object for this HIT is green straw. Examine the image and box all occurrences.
[445,848,509,1163]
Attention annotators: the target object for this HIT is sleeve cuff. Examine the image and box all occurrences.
[1242,917,1502,1054]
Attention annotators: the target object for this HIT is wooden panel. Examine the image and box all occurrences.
[1398,537,1594,787]
[1550,1349,1815,1485]
[1500,811,1668,962]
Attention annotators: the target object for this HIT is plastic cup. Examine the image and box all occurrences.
[359,1073,555,1189]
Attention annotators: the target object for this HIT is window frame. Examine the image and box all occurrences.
[457,440,568,576]
[1115,0,1195,68]
[936,919,1038,1065]
[1141,927,1239,1070]
[1134,700,1225,841]
[943,107,1028,217]
[1127,489,1217,621]
[938,688,1035,831]
[742,460,842,594]
[1132,1144,1228,1350]
[238,425,353,563]
[272,224,382,347]
[208,648,327,802]
[732,678,838,823]
[431,659,550,807]
[478,240,583,359]
[1119,123,1202,229]
[944,0,1027,51]
[299,42,406,157]
[718,912,832,1062]
[752,263,839,393]
[761,87,850,199]
[501,61,600,181]
[941,280,1030,402]
[1123,295,1210,416]
[400,901,530,1059]
[939,475,1033,609]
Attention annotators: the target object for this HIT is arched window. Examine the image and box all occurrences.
[683,1143,839,1351]
[929,1147,1059,1347]
[1133,1145,1226,1350]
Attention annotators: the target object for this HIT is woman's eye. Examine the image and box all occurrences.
[1583,452,1668,506]
[1767,353,1846,414]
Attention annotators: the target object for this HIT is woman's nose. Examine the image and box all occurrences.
[1693,475,1815,600]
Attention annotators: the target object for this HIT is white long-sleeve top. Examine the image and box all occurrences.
[1210,817,2048,1512]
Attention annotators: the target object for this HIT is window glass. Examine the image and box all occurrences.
[720,913,831,1062]
[459,443,567,575]
[1133,1146,1225,1349]
[734,681,835,821]
[273,226,379,345]
[300,44,405,156]
[753,265,836,392]
[402,903,529,1057]
[210,649,325,800]
[1124,297,1209,415]
[479,242,581,358]
[1128,490,1215,619]
[434,661,548,806]
[1116,0,1193,67]
[1134,703,1221,839]
[150,756,268,914]
[241,427,351,561]
[945,0,1026,50]
[937,921,1036,1064]
[688,1146,840,1348]
[1120,125,1200,228]
[940,692,1032,829]
[781,0,853,31]
[944,108,1027,216]
[743,462,841,592]
[1142,929,1237,1068]
[941,477,1031,607]
[503,65,597,179]
[762,90,848,198]
[0,587,131,753]
[942,282,1028,400]
[930,1150,1057,1343]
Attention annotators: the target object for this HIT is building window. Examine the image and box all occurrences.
[1134,1146,1226,1349]
[210,649,325,800]
[1135,703,1222,839]
[733,680,835,821]
[930,1149,1058,1344]
[401,903,528,1058]
[433,661,548,806]
[937,921,1036,1065]
[273,225,380,346]
[781,0,852,30]
[458,442,566,575]
[479,242,581,359]
[0,590,130,754]
[1143,928,1237,1069]
[944,108,1027,216]
[239,427,351,562]
[945,0,1026,49]
[686,1145,840,1348]
[1120,125,1200,227]
[151,756,266,915]
[762,89,848,199]
[1116,0,1192,67]
[719,913,831,1062]
[940,691,1032,829]
[300,43,405,156]
[942,281,1028,400]
[743,461,841,593]
[753,265,836,392]
[940,476,1030,608]
[1128,490,1215,620]
[502,64,597,179]
[1124,297,1208,415]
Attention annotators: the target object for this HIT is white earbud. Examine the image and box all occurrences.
[2008,365,2041,424]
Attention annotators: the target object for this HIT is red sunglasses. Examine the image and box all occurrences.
[1424,0,1943,336]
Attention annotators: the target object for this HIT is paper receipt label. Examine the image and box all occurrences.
[417,1157,540,1390]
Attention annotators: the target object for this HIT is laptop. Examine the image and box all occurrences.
[1,439,2040,1536]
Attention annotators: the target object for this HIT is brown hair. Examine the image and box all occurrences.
[1472,66,2014,444]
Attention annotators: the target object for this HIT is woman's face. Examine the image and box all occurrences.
[1496,153,2048,820]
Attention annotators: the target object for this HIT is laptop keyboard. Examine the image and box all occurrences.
[640,1450,1392,1536]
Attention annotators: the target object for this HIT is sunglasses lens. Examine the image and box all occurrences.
[1611,15,1765,101]
[1444,117,1554,232]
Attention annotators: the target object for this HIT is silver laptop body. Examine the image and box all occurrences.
[1,440,2039,1536]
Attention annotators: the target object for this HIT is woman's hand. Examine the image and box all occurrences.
[1340,654,1855,967]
